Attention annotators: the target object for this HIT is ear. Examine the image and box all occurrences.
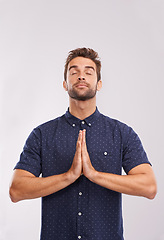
[63,80,68,91]
[97,80,102,91]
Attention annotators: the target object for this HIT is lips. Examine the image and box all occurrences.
[75,83,88,88]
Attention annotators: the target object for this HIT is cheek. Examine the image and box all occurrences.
[66,79,75,90]
[68,73,77,81]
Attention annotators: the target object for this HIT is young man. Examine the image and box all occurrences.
[10,48,157,240]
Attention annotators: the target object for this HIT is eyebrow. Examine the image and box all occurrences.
[68,65,95,71]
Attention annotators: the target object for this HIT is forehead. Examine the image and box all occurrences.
[68,57,96,70]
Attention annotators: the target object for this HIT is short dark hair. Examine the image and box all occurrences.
[64,47,101,82]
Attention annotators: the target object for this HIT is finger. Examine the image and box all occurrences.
[82,129,86,143]
[79,130,82,141]
[78,130,82,141]
[76,130,82,149]
[82,129,87,150]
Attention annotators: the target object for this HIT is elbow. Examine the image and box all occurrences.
[9,185,21,203]
[146,183,157,200]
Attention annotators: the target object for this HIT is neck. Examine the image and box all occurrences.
[69,97,97,120]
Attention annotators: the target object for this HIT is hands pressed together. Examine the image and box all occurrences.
[68,129,97,181]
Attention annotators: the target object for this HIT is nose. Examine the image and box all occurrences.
[78,77,85,80]
[77,70,85,81]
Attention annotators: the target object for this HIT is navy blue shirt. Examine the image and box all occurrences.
[15,107,150,240]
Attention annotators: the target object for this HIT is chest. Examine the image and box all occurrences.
[41,125,123,176]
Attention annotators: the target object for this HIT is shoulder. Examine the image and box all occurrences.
[28,114,65,138]
[38,114,64,128]
[100,112,132,132]
[99,112,138,145]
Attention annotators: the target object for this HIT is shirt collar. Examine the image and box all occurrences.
[65,106,101,127]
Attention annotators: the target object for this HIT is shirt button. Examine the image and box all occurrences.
[81,121,85,124]
[79,192,83,196]
[72,123,76,127]
[78,212,82,216]
[78,236,82,239]
[88,123,91,126]
[104,151,108,155]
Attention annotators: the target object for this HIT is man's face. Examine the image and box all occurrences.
[63,57,102,101]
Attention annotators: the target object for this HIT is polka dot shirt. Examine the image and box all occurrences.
[14,107,151,240]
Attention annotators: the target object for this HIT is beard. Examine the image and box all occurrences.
[68,85,97,101]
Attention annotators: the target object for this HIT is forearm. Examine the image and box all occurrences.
[10,171,75,202]
[89,171,156,199]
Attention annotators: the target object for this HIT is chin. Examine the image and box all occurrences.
[68,89,97,101]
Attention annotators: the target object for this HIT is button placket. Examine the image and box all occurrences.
[80,121,86,130]
[77,178,84,239]
[77,192,83,216]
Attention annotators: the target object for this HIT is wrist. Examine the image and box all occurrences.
[66,170,79,184]
[87,169,99,183]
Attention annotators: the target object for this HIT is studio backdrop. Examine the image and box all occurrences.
[0,0,164,239]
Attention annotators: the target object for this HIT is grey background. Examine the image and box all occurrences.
[0,0,164,239]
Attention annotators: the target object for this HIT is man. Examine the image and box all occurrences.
[10,47,157,240]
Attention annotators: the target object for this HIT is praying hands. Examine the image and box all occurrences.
[68,129,96,181]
